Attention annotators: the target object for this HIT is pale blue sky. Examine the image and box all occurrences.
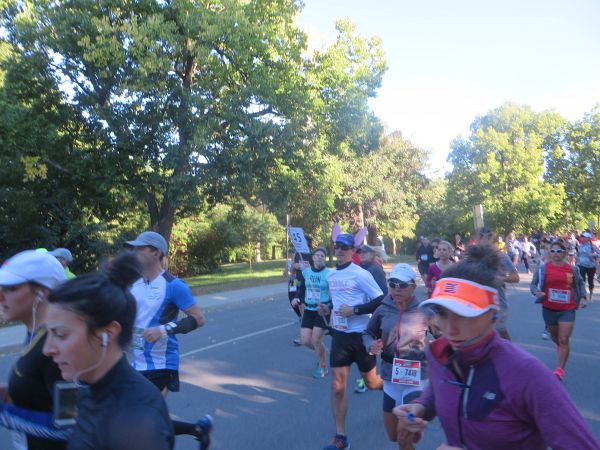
[297,0,600,174]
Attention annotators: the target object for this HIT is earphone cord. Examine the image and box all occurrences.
[28,302,38,346]
[73,344,107,387]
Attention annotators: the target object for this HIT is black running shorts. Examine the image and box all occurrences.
[301,309,330,329]
[329,330,376,372]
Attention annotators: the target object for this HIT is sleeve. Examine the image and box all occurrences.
[297,269,307,303]
[530,264,542,295]
[411,378,437,421]
[522,363,600,450]
[108,407,173,450]
[169,279,196,311]
[357,270,384,301]
[362,308,383,350]
[572,266,586,304]
[425,265,435,290]
[370,266,388,296]
[0,401,70,440]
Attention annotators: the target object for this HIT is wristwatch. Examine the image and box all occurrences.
[353,307,360,315]
[164,322,177,334]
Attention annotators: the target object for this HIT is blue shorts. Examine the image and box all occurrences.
[542,308,575,326]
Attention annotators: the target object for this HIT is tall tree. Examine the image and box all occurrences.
[3,0,313,242]
[446,103,565,234]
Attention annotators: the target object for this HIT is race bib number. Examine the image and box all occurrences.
[548,288,570,304]
[133,327,145,351]
[332,310,348,330]
[306,287,321,303]
[288,285,297,293]
[420,254,428,262]
[391,359,421,386]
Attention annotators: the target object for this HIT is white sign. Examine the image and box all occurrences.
[288,227,310,254]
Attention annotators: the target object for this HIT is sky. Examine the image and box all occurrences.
[297,0,600,175]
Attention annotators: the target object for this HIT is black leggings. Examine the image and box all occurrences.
[578,265,596,293]
[522,255,530,272]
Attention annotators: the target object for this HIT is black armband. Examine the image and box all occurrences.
[165,316,198,335]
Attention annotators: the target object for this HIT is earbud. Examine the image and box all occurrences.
[101,332,108,348]
[492,313,499,322]
[34,291,43,303]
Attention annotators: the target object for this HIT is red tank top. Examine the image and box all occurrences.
[543,262,576,311]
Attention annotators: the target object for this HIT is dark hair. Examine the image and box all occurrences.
[48,251,141,347]
[312,247,327,256]
[439,245,501,290]
[550,239,566,251]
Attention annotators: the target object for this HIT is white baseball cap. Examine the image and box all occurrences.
[0,250,67,290]
[388,263,417,283]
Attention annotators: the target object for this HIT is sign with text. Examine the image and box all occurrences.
[288,227,310,254]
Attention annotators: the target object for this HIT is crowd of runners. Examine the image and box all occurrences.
[1,224,599,449]
[287,226,600,449]
[0,232,212,450]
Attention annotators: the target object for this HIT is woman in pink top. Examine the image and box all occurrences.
[426,241,454,298]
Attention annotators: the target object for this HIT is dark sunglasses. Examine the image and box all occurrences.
[334,244,353,251]
[388,280,411,289]
[549,249,565,254]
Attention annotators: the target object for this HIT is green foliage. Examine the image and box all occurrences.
[446,103,566,235]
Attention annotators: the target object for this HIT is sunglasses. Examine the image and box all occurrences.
[388,280,411,289]
[334,244,353,251]
[549,249,565,254]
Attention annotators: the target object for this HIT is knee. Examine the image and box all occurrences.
[311,336,322,349]
[301,336,312,347]
[331,379,346,398]
[558,336,570,346]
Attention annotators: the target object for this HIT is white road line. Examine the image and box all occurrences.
[181,321,296,358]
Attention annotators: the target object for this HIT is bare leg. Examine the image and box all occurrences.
[361,367,383,391]
[331,366,350,435]
[300,327,315,349]
[383,411,398,442]
[311,327,326,368]
[557,321,574,370]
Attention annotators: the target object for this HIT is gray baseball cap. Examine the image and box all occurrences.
[49,248,73,264]
[125,231,168,256]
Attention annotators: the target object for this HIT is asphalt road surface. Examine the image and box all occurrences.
[1,273,599,449]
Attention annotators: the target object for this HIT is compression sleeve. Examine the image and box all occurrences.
[353,295,385,315]
[0,401,70,440]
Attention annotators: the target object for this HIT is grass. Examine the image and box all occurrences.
[183,253,414,295]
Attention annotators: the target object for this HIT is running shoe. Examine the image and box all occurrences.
[554,367,564,382]
[313,366,328,378]
[541,330,548,340]
[293,337,302,346]
[193,414,213,450]
[353,378,367,393]
[323,434,350,450]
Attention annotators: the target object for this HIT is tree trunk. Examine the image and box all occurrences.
[272,245,276,260]
[391,238,397,256]
[255,242,262,262]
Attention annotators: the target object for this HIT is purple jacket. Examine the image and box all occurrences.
[416,332,599,450]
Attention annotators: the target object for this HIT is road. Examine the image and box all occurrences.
[1,273,599,449]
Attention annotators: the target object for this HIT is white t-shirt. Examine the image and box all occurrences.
[326,263,384,333]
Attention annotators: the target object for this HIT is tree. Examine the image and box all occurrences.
[446,103,566,235]
[2,0,315,243]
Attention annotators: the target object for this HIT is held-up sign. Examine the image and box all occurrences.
[288,227,310,254]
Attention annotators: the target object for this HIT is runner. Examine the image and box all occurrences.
[520,235,536,274]
[425,240,454,298]
[0,250,66,450]
[317,232,384,450]
[49,248,77,279]
[576,230,599,304]
[362,264,429,448]
[125,231,208,439]
[505,231,520,270]
[531,239,587,381]
[475,227,519,340]
[393,245,600,450]
[292,247,331,378]
[453,234,465,261]
[357,244,388,295]
[42,251,175,449]
[565,232,579,266]
[415,237,433,280]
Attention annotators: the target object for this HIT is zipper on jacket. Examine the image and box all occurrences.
[462,366,475,420]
